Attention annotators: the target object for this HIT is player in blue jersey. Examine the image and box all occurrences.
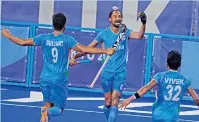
[70,6,146,122]
[1,13,115,122]
[119,50,199,122]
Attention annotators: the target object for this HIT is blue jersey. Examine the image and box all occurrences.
[152,70,192,121]
[33,33,77,86]
[95,27,132,72]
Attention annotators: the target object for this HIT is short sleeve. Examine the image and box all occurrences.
[186,79,192,89]
[33,34,45,46]
[152,73,162,83]
[126,28,133,38]
[95,31,104,43]
[67,36,78,49]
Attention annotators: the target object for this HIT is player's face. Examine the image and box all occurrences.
[109,11,123,28]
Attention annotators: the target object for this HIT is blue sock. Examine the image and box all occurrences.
[108,106,118,122]
[103,105,111,121]
[48,107,62,117]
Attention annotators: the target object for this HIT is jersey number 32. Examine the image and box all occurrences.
[164,85,182,101]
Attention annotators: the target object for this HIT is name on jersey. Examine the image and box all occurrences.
[165,78,184,85]
[46,40,63,47]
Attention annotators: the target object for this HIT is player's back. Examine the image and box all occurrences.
[34,33,77,86]
[152,70,191,121]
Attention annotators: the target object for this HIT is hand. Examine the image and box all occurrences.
[118,98,132,110]
[138,12,147,25]
[105,48,115,55]
[1,28,11,38]
[69,58,78,66]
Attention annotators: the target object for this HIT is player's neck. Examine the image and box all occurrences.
[168,67,178,72]
[110,26,120,34]
[53,31,62,36]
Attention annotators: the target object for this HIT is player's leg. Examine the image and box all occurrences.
[48,82,68,117]
[108,71,126,122]
[108,91,121,122]
[103,92,112,121]
[40,80,53,122]
[101,71,114,121]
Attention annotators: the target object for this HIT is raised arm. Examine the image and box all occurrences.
[129,24,146,40]
[129,12,146,40]
[1,28,35,46]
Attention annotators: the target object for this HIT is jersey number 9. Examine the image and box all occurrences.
[52,47,58,63]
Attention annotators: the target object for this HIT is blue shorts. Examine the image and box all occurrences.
[152,105,179,122]
[40,80,68,109]
[101,71,126,93]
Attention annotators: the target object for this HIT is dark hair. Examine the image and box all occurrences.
[53,13,66,31]
[167,50,181,70]
[108,10,123,18]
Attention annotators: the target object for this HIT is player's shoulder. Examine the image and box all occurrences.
[155,71,166,76]
[176,72,191,86]
[127,28,133,32]
[36,33,48,37]
[177,72,189,80]
[63,34,72,39]
[45,32,55,37]
[152,71,165,81]
[98,28,110,35]
[61,34,76,41]
[40,33,57,40]
[34,33,51,42]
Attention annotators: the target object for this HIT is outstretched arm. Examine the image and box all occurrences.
[69,40,102,66]
[128,80,157,101]
[73,43,113,55]
[73,40,99,59]
[1,28,35,46]
[119,80,157,110]
[136,80,157,97]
